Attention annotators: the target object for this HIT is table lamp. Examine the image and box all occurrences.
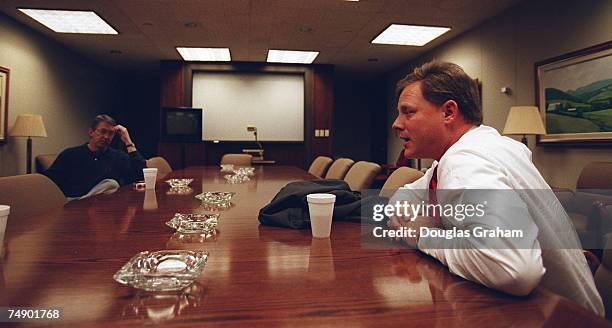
[502,106,546,146]
[10,114,47,174]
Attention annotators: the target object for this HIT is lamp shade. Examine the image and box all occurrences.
[502,106,546,135]
[10,114,47,137]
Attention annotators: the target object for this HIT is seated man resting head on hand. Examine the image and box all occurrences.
[44,114,146,200]
[389,61,604,316]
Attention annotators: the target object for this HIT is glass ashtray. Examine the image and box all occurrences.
[166,213,220,234]
[165,179,194,188]
[114,250,208,291]
[195,191,235,205]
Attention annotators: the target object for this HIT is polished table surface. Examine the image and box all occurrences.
[1,166,610,327]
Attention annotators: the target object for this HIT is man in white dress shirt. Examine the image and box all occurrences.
[389,61,604,316]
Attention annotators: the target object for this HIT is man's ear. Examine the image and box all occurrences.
[441,100,460,123]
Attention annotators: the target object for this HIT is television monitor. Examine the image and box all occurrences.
[161,107,202,142]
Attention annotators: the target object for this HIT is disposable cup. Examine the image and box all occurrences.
[307,193,336,238]
[143,168,158,190]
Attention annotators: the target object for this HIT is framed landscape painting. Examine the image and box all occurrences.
[536,41,612,145]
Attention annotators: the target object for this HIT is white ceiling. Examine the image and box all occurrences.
[0,0,522,76]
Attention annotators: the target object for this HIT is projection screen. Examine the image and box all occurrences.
[192,72,305,141]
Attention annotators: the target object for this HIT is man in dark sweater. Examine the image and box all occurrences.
[44,114,146,199]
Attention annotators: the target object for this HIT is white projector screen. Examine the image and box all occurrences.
[192,72,304,141]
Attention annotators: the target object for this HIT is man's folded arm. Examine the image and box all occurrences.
[418,241,545,296]
[124,150,146,184]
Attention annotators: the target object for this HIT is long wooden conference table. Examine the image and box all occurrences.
[1,166,610,326]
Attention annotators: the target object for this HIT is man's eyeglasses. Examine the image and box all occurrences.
[95,128,115,137]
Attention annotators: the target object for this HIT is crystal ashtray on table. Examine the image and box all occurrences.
[195,191,235,206]
[114,250,208,291]
[165,179,194,188]
[166,213,220,234]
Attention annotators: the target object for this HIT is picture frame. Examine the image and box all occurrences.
[0,66,9,145]
[535,41,612,145]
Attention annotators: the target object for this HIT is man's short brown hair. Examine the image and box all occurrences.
[90,114,117,130]
[396,61,482,125]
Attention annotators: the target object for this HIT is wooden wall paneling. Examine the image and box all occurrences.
[311,66,334,162]
[184,143,206,167]
[303,69,314,169]
[160,61,185,108]
[158,142,185,169]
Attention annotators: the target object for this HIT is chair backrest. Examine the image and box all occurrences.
[308,156,333,178]
[343,161,381,192]
[324,158,355,180]
[0,174,67,220]
[35,154,57,172]
[146,156,173,176]
[595,231,612,319]
[577,162,612,190]
[380,167,425,197]
[220,154,253,166]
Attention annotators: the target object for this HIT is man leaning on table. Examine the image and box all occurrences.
[388,61,604,316]
[44,114,146,200]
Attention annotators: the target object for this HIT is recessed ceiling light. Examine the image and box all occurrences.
[371,24,450,46]
[176,47,231,61]
[267,50,319,64]
[18,8,118,34]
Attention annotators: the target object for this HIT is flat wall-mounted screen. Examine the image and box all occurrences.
[192,72,304,141]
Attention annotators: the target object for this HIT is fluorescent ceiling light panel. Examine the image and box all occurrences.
[18,8,118,34]
[176,47,231,61]
[372,24,450,46]
[267,50,319,64]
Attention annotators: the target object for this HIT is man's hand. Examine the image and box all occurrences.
[114,125,133,146]
[388,214,442,248]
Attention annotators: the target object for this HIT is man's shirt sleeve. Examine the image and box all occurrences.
[122,150,146,184]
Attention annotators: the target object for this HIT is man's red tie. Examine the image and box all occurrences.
[429,166,439,217]
[429,166,438,191]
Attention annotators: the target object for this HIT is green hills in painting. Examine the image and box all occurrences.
[545,79,612,134]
